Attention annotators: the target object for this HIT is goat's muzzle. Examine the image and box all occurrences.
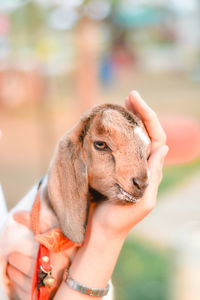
[132,177,149,193]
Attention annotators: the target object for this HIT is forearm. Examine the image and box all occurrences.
[54,223,126,299]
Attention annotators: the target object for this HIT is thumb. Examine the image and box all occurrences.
[13,211,51,233]
[148,145,169,188]
[13,211,31,228]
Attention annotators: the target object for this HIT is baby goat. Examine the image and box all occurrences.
[0,104,151,299]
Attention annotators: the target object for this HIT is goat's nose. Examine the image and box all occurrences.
[132,177,149,191]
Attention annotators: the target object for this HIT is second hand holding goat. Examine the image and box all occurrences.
[1,92,168,300]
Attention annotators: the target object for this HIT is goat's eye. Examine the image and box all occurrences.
[94,141,109,151]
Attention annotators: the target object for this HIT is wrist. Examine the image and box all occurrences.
[88,215,127,250]
[65,273,110,298]
[67,223,125,289]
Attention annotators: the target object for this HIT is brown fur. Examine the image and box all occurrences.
[47,104,151,244]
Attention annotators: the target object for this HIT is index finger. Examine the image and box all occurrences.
[125,91,167,150]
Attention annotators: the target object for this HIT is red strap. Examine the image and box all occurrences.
[30,187,81,300]
[30,190,53,300]
[39,286,51,300]
[31,245,52,300]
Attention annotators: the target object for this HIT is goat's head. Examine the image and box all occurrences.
[48,104,151,243]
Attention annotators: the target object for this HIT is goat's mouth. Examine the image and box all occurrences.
[116,184,139,204]
[89,184,140,204]
[89,185,107,202]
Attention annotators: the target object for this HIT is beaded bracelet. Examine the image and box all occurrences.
[65,275,110,297]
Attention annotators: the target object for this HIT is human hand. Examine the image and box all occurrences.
[90,91,168,238]
[6,92,168,300]
[7,211,67,299]
[6,212,38,299]
[7,251,35,300]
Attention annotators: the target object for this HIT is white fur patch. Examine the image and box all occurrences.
[134,126,150,145]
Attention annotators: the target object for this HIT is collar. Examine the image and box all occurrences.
[30,187,81,252]
[30,185,81,300]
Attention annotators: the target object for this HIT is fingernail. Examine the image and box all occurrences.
[131,90,148,106]
[131,90,140,98]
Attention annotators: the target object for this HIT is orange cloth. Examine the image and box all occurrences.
[35,228,77,253]
[30,189,80,300]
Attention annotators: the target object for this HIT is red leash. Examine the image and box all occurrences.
[31,244,52,300]
[30,188,81,300]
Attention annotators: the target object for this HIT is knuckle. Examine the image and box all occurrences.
[8,252,18,265]
[7,264,17,278]
[6,264,12,276]
[8,253,14,265]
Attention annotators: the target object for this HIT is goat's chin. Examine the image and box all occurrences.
[89,184,142,206]
[89,186,108,202]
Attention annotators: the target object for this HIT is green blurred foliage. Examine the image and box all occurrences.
[11,2,45,36]
[159,158,200,196]
[113,238,171,300]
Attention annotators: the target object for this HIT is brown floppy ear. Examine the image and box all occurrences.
[47,120,90,244]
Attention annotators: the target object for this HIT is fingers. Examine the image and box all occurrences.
[10,282,31,300]
[135,145,168,217]
[7,264,32,294]
[125,91,167,150]
[148,145,169,184]
[8,252,35,278]
[7,252,35,299]
[146,145,169,203]
[125,90,168,216]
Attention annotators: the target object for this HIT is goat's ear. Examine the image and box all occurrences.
[47,121,89,244]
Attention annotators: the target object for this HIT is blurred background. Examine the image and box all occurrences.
[0,0,200,299]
